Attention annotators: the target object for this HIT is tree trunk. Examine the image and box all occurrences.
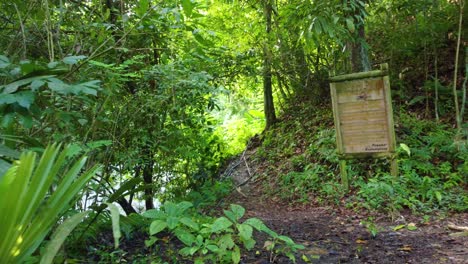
[347,0,371,73]
[143,161,155,210]
[117,197,137,215]
[349,24,371,73]
[263,0,276,129]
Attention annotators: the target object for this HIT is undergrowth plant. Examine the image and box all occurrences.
[257,106,467,213]
[0,144,99,263]
[143,202,304,263]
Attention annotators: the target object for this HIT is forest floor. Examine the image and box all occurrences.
[223,148,468,264]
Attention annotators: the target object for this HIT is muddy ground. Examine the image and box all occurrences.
[223,151,468,264]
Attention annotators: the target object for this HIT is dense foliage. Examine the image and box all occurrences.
[0,0,466,262]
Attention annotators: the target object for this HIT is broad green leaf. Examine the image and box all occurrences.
[407,223,417,231]
[242,238,256,250]
[244,218,276,236]
[40,211,89,264]
[435,191,442,203]
[31,80,45,91]
[0,159,11,179]
[47,80,70,94]
[176,201,193,214]
[232,246,241,264]
[400,143,411,156]
[211,217,232,233]
[106,203,121,249]
[149,220,167,235]
[278,235,295,245]
[3,75,54,94]
[145,236,157,247]
[174,229,196,246]
[180,217,199,230]
[15,91,35,108]
[206,244,219,253]
[230,204,245,220]
[238,223,253,241]
[181,0,194,17]
[136,0,149,17]
[393,224,406,231]
[86,140,112,150]
[163,201,177,216]
[218,234,235,250]
[62,55,86,65]
[0,55,10,69]
[346,18,355,33]
[0,144,20,159]
[167,216,180,229]
[224,209,237,223]
[179,246,199,256]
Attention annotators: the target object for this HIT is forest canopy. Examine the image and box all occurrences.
[0,0,466,263]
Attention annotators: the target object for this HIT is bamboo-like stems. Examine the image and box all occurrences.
[461,47,467,125]
[13,4,27,59]
[435,54,440,122]
[43,0,55,62]
[452,0,464,131]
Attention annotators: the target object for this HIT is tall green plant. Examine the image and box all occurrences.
[0,144,99,263]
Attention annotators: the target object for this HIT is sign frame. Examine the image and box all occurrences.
[329,64,397,190]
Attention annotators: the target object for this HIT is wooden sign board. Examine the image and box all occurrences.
[329,65,396,158]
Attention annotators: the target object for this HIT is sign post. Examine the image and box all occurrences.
[329,64,397,191]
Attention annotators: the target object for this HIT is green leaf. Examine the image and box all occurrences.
[0,159,12,179]
[0,144,98,263]
[3,76,54,94]
[47,80,70,94]
[144,236,157,247]
[16,91,35,108]
[149,220,167,235]
[179,246,199,256]
[230,204,245,220]
[174,229,196,246]
[106,203,121,249]
[244,218,276,237]
[39,211,89,264]
[31,80,45,91]
[238,223,253,241]
[142,208,166,219]
[0,144,20,159]
[346,18,355,33]
[393,224,406,231]
[242,238,256,250]
[181,0,194,17]
[136,0,149,17]
[407,223,417,231]
[167,216,180,229]
[62,55,86,65]
[218,234,235,250]
[206,244,219,253]
[180,217,199,230]
[0,55,10,68]
[435,191,442,203]
[232,246,241,264]
[176,201,193,214]
[400,143,411,156]
[211,217,232,233]
[224,209,237,223]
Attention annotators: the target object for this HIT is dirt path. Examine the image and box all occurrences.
[224,151,468,263]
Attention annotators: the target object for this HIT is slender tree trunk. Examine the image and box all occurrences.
[143,161,155,210]
[117,198,137,215]
[452,0,464,131]
[347,0,371,73]
[263,0,276,129]
[349,23,371,72]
